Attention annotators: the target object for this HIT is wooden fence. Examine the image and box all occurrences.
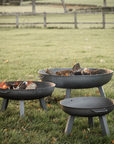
[0,12,114,28]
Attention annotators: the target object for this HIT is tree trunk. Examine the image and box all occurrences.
[61,0,67,13]
[103,0,106,7]
[20,0,22,6]
[3,0,5,6]
[32,0,36,14]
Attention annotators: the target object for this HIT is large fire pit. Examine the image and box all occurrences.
[60,97,114,136]
[38,68,113,98]
[0,81,55,116]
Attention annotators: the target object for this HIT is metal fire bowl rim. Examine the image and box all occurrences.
[38,68,113,77]
[0,81,56,91]
[60,97,114,110]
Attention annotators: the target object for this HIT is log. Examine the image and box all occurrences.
[90,69,111,75]
[7,83,18,89]
[72,63,82,75]
[26,83,37,89]
[81,68,91,75]
[72,63,81,72]
[45,69,56,75]
[56,70,74,76]
[16,81,27,89]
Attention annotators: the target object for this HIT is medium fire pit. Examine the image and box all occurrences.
[0,81,55,116]
[60,97,114,136]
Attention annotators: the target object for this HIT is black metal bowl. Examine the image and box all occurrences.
[38,68,113,89]
[60,97,114,117]
[0,81,56,100]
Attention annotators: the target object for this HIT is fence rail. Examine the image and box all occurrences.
[0,12,114,28]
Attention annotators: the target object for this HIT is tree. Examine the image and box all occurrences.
[61,0,67,13]
[32,0,36,14]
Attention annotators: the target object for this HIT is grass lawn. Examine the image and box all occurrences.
[0,28,114,143]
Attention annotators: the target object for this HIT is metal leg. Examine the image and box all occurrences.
[65,115,75,135]
[88,117,94,126]
[65,89,71,99]
[98,86,106,97]
[89,86,106,127]
[39,98,47,110]
[99,115,110,136]
[1,98,9,111]
[20,100,25,117]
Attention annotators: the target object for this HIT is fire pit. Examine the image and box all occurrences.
[0,81,55,116]
[38,68,113,98]
[38,67,113,126]
[60,97,114,136]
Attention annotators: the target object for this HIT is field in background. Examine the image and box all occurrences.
[0,5,64,13]
[0,3,114,144]
[0,13,114,29]
[33,0,114,7]
[0,3,114,29]
[0,28,114,144]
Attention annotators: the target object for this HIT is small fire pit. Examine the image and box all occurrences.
[0,81,55,116]
[60,97,114,136]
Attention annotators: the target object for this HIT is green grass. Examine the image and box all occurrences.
[0,13,114,29]
[0,28,114,143]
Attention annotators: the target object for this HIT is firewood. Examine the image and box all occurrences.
[45,69,56,75]
[73,71,82,75]
[26,83,37,89]
[90,69,111,75]
[72,63,81,72]
[81,68,91,75]
[72,63,82,75]
[15,81,27,90]
[7,83,18,89]
[56,70,74,76]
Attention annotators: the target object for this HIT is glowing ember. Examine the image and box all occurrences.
[0,80,8,89]
[27,81,33,86]
[0,81,35,90]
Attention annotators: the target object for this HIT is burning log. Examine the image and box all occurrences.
[26,83,37,89]
[56,70,74,76]
[7,83,18,89]
[16,81,27,90]
[45,69,56,75]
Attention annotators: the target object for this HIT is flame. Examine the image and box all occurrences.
[27,81,33,86]
[0,79,8,89]
[0,81,34,89]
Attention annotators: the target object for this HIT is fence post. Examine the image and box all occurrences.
[44,12,46,27]
[74,12,77,28]
[102,12,105,29]
[16,14,19,28]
